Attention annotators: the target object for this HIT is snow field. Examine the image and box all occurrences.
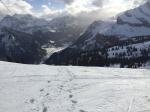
[0,61,150,112]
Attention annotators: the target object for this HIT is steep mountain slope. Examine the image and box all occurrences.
[46,2,150,67]
[107,1,150,37]
[0,28,46,64]
[0,61,150,112]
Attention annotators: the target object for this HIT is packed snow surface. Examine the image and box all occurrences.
[0,61,150,112]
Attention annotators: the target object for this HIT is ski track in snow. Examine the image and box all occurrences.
[0,61,150,112]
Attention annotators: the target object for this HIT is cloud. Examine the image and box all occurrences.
[55,0,75,4]
[38,5,64,19]
[0,0,148,22]
[40,0,147,21]
[92,0,108,7]
[65,0,98,15]
[0,0,33,19]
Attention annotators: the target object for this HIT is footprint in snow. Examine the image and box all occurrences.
[42,107,47,112]
[71,100,77,104]
[79,109,88,112]
[47,81,51,83]
[30,98,35,104]
[69,94,73,98]
[45,93,49,96]
[40,89,44,92]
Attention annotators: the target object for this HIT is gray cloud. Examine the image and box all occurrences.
[0,0,149,22]
[40,0,148,22]
[92,0,108,7]
[52,0,75,4]
[0,0,33,17]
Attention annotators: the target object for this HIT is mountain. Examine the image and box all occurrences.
[0,14,87,45]
[0,14,89,64]
[70,1,150,50]
[48,16,88,43]
[45,2,150,68]
[0,14,50,34]
[0,28,46,64]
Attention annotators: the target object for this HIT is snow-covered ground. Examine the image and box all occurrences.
[0,61,150,112]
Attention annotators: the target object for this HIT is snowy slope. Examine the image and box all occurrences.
[104,1,150,37]
[0,61,150,112]
[107,41,150,58]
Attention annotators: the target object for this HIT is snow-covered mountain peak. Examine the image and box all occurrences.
[117,1,150,26]
[80,20,115,43]
[0,14,50,33]
[64,1,150,51]
[0,14,71,36]
[104,1,150,38]
[0,14,88,44]
[82,2,150,40]
[99,2,150,37]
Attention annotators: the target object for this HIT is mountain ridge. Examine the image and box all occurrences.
[46,2,150,68]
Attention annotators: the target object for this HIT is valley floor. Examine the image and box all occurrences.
[0,61,150,112]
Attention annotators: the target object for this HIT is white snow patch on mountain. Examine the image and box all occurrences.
[108,41,150,58]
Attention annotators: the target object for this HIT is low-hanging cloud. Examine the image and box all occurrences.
[0,0,149,22]
[41,0,149,22]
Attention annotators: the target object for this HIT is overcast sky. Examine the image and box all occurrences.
[0,0,149,20]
